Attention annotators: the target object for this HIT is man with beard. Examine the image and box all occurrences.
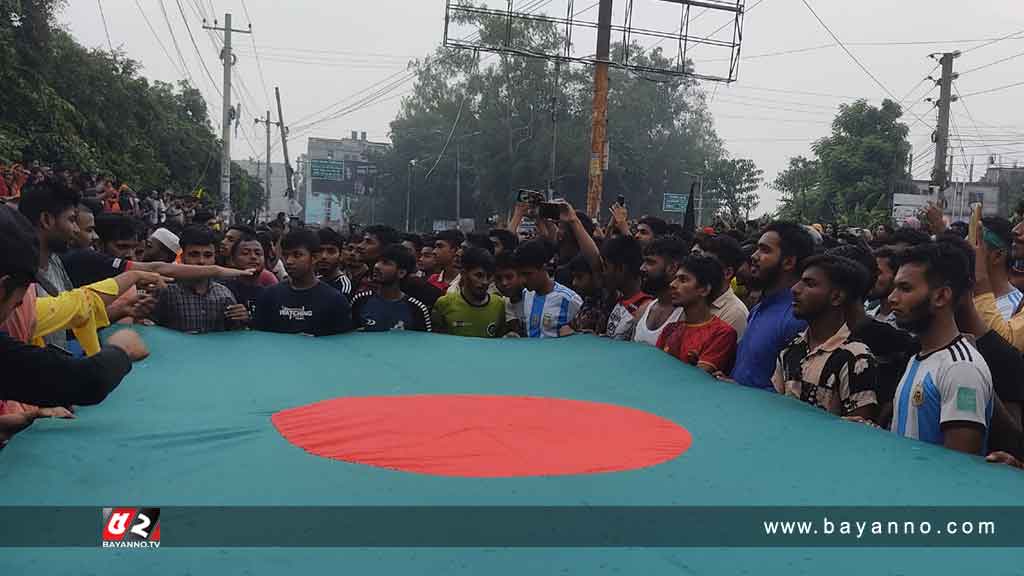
[726,222,813,390]
[656,255,737,374]
[634,237,686,347]
[254,229,352,336]
[316,227,352,298]
[974,218,1024,351]
[827,243,916,429]
[889,242,993,455]
[358,225,442,308]
[140,228,180,263]
[772,255,879,420]
[351,244,432,332]
[432,247,505,338]
[71,202,100,250]
[0,204,150,427]
[17,178,80,349]
[865,247,899,326]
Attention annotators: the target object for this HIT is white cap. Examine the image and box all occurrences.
[150,228,180,255]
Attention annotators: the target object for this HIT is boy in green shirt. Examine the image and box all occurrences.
[432,247,506,338]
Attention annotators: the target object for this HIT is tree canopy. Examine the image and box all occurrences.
[364,7,751,230]
[775,99,911,227]
[1,0,263,220]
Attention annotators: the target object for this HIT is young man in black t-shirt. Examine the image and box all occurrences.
[316,227,352,297]
[351,244,432,332]
[254,229,352,337]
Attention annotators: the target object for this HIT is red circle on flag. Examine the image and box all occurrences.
[271,395,692,478]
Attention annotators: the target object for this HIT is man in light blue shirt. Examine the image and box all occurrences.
[727,222,813,390]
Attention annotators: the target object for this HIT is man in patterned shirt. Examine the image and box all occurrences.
[773,254,879,420]
[152,226,248,333]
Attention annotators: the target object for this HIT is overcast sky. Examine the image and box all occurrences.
[63,0,1024,215]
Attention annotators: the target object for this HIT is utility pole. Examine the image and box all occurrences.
[203,13,250,224]
[930,51,959,190]
[406,160,416,232]
[456,140,461,224]
[275,87,295,202]
[586,0,613,218]
[549,59,560,200]
[254,110,275,201]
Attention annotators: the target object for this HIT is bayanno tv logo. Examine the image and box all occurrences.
[101,508,161,549]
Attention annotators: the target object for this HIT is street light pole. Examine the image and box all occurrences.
[456,140,461,224]
[406,160,416,233]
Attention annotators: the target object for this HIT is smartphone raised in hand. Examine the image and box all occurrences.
[539,202,562,220]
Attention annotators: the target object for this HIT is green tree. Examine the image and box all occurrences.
[706,157,763,224]
[369,2,725,230]
[811,99,910,226]
[1,1,263,222]
[772,155,823,222]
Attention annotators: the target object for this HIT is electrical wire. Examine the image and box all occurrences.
[958,79,1024,99]
[952,81,994,159]
[97,0,114,53]
[958,48,1024,77]
[157,0,196,87]
[799,0,896,100]
[961,27,1024,54]
[174,0,222,97]
[134,0,186,77]
[240,0,272,109]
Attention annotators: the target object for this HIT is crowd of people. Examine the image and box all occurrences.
[2,173,1024,473]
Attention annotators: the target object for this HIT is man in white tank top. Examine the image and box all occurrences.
[634,237,689,346]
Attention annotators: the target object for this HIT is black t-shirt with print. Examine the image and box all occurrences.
[253,281,352,336]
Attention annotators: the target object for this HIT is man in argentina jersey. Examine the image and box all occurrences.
[889,242,993,455]
[514,239,583,338]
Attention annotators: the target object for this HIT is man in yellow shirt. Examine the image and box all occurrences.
[974,219,1024,351]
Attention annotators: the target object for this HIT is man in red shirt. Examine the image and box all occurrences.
[657,254,738,374]
[428,229,464,292]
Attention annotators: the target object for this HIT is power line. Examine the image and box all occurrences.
[285,0,573,142]
[799,0,897,100]
[173,0,222,97]
[97,0,114,52]
[959,48,1024,77]
[958,79,1024,99]
[952,81,994,158]
[239,0,272,109]
[157,0,196,87]
[134,0,186,77]
[961,27,1024,54]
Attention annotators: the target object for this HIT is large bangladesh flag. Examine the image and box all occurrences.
[0,328,1020,574]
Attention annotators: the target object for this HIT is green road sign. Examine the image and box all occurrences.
[311,159,345,181]
[662,193,688,213]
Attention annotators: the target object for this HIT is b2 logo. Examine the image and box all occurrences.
[102,508,161,545]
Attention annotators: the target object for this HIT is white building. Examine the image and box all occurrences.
[303,133,390,227]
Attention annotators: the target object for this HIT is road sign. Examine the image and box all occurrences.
[310,159,345,182]
[662,193,688,213]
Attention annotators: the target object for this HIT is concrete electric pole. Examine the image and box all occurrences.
[254,110,275,202]
[275,87,295,202]
[930,51,959,190]
[203,13,250,224]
